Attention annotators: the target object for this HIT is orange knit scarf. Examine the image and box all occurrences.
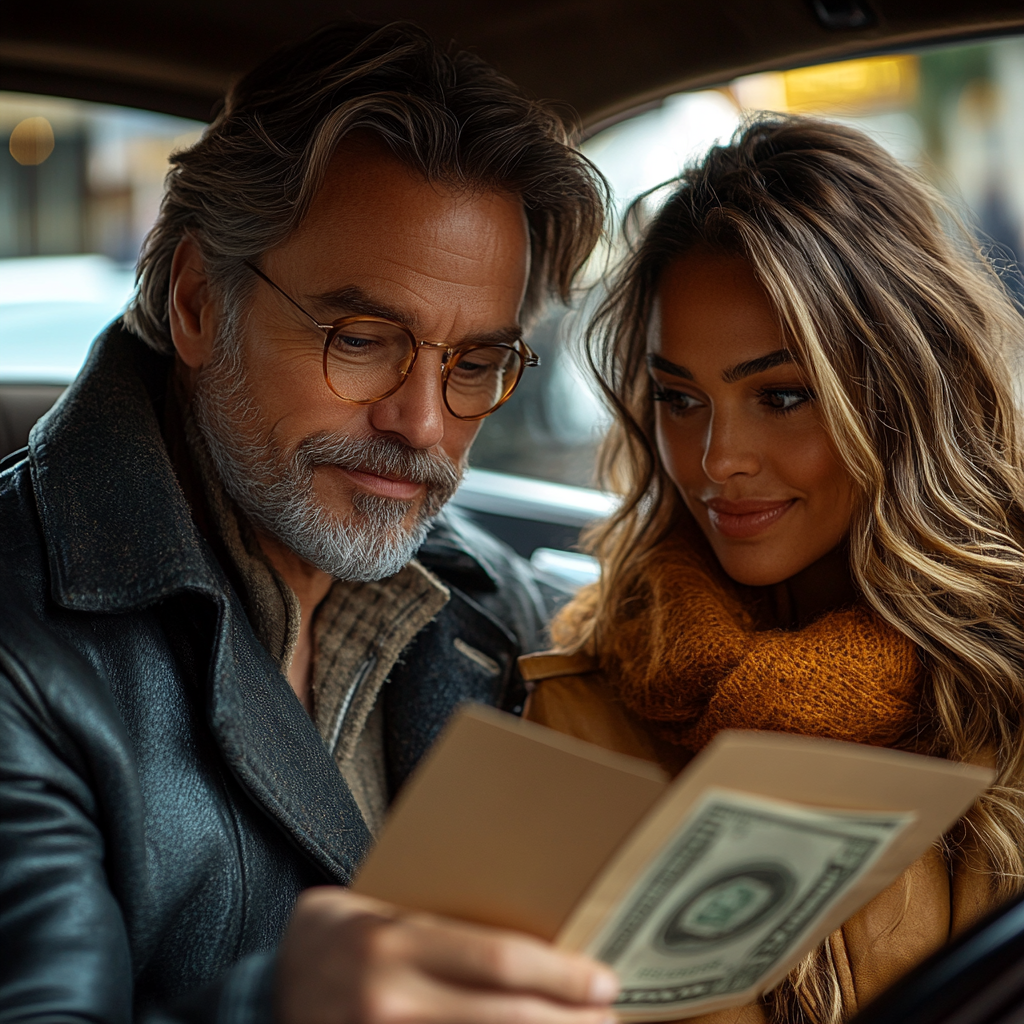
[595,531,924,754]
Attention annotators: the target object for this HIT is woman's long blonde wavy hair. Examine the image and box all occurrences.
[564,115,1024,1020]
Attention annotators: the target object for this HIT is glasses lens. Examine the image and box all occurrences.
[445,345,524,418]
[324,320,415,402]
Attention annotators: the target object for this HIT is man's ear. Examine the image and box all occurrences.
[168,235,218,369]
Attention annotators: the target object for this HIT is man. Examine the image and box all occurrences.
[0,21,617,1024]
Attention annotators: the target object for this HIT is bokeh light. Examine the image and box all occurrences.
[9,116,55,166]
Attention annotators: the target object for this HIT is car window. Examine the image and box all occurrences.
[468,36,1024,487]
[0,93,202,380]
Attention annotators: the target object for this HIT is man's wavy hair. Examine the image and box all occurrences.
[564,115,1024,1022]
[125,21,605,351]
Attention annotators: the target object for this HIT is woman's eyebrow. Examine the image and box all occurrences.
[722,348,794,383]
[647,353,693,379]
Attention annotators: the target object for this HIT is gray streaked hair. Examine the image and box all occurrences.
[125,20,607,352]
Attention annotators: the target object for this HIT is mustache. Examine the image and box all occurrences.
[296,433,462,499]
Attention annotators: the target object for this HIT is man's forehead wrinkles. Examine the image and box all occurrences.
[426,238,501,265]
[370,250,499,285]
[342,232,506,278]
[390,272,496,310]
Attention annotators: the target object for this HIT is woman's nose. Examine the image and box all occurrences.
[701,411,762,483]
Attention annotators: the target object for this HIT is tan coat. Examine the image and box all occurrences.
[520,651,996,1023]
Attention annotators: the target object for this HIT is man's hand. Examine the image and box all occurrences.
[277,888,621,1024]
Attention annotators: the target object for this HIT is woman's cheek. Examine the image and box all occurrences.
[783,421,845,497]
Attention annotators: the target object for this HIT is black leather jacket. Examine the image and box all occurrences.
[0,323,564,1024]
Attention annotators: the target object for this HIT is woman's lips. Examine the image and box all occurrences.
[704,498,795,539]
[336,466,423,501]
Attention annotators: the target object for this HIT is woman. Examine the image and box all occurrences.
[523,115,1024,1022]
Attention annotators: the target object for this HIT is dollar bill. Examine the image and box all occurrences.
[583,788,913,1015]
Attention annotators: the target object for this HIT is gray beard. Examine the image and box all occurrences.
[191,333,462,582]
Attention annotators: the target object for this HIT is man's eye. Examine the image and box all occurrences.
[334,333,378,350]
[652,385,701,413]
[452,358,489,375]
[759,387,814,413]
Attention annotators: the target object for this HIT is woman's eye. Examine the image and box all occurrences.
[759,387,814,413]
[653,385,702,414]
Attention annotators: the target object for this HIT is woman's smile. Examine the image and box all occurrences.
[704,497,796,539]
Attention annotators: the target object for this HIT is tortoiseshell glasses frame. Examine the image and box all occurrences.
[244,261,539,421]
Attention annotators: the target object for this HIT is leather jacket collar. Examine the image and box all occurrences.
[30,321,217,614]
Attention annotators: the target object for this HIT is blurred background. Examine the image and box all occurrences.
[3,35,1024,490]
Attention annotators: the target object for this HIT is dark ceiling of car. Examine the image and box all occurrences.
[3,1,1024,128]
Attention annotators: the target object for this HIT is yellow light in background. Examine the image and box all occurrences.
[9,116,55,165]
[783,55,918,114]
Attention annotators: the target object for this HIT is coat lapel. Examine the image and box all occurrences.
[206,591,373,881]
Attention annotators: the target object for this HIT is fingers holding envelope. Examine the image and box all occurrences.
[277,888,620,1024]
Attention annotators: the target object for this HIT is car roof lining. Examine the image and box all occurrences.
[3,2,1024,127]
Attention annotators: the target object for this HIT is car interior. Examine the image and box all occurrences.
[4,2,1024,1018]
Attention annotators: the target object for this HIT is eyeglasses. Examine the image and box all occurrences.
[244,261,538,421]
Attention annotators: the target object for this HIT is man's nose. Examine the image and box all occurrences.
[367,348,447,450]
[701,410,762,483]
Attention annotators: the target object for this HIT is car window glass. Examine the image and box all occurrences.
[0,93,202,381]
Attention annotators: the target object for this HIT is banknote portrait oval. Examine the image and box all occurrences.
[657,863,796,951]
